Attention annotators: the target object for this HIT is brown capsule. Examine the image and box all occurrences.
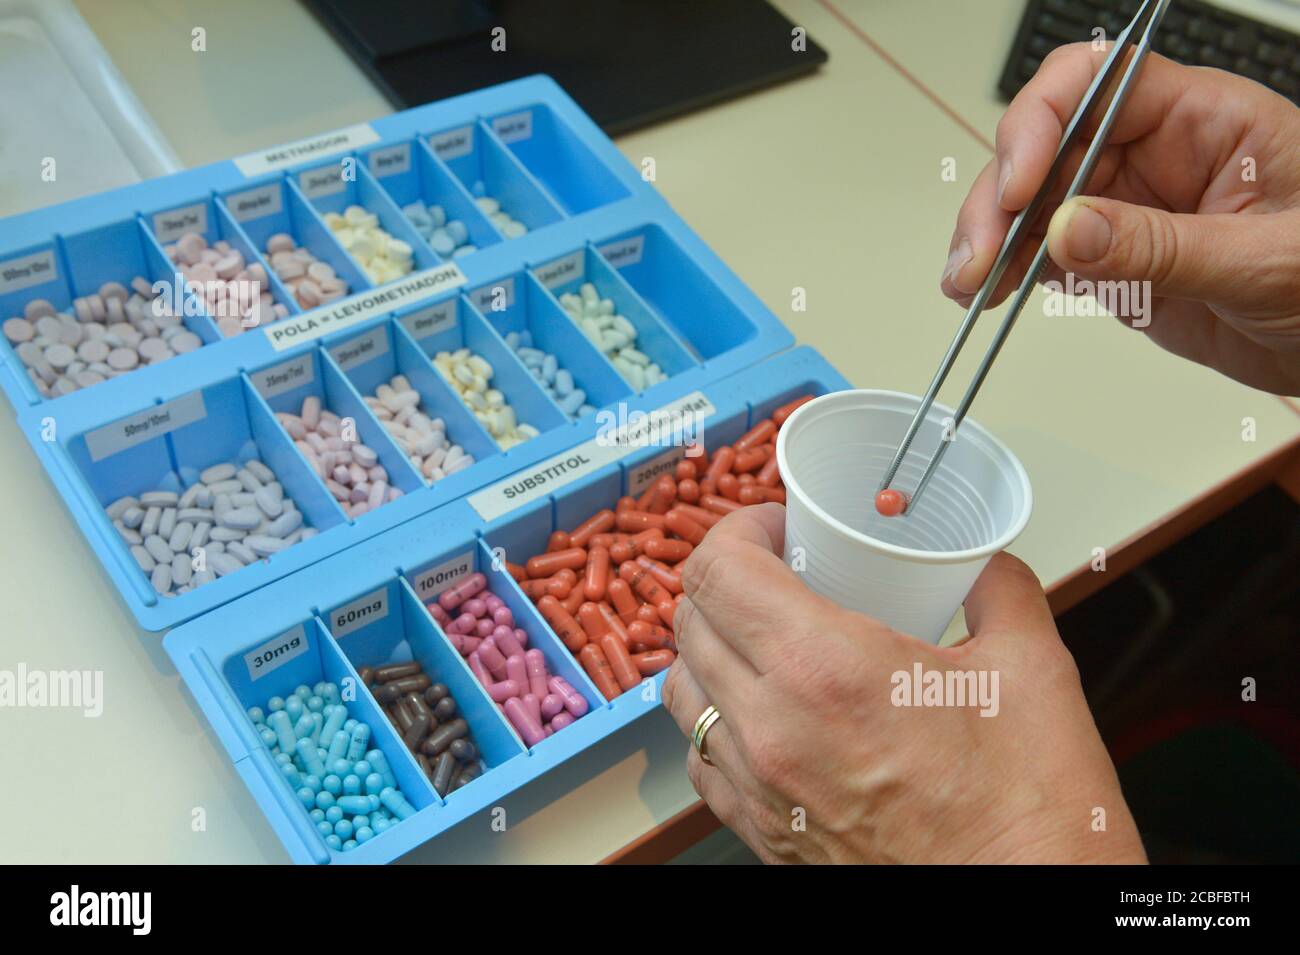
[405,691,433,722]
[421,718,469,756]
[433,695,457,722]
[386,674,432,695]
[373,662,422,683]
[424,683,449,706]
[402,713,431,751]
[357,666,376,687]
[432,749,457,796]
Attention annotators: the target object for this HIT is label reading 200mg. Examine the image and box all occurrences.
[244,623,308,680]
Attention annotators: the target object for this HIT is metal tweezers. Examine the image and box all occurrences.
[878,0,1173,514]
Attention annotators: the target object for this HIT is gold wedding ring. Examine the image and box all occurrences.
[691,705,722,766]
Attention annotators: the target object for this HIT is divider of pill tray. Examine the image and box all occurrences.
[163,345,852,864]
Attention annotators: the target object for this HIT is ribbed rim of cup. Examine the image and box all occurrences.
[775,390,1033,565]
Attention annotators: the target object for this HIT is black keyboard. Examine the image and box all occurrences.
[1000,0,1300,104]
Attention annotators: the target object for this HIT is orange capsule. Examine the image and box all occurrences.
[646,475,678,515]
[627,620,673,650]
[621,561,671,607]
[607,578,639,623]
[506,561,528,582]
[538,595,586,652]
[577,601,610,639]
[561,587,584,614]
[521,578,550,601]
[578,644,620,701]
[773,395,814,426]
[717,473,741,501]
[673,503,721,529]
[599,632,641,691]
[636,555,682,595]
[698,477,717,497]
[610,528,662,563]
[643,537,693,562]
[734,419,776,452]
[526,547,588,579]
[632,649,676,676]
[676,478,700,504]
[597,602,633,647]
[675,459,697,481]
[756,450,781,488]
[589,532,630,549]
[569,509,615,548]
[739,485,786,505]
[732,445,770,473]
[584,546,610,601]
[700,494,743,516]
[546,530,571,552]
[544,571,573,600]
[635,603,661,625]
[615,495,637,513]
[703,446,735,484]
[738,472,756,486]
[615,510,666,533]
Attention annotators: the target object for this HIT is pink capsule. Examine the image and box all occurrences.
[450,612,476,634]
[504,697,545,746]
[474,618,495,637]
[514,627,529,649]
[541,693,564,720]
[484,595,504,613]
[494,626,523,658]
[548,676,589,718]
[525,650,549,699]
[488,679,521,702]
[550,712,575,732]
[461,636,482,655]
[467,651,492,687]
[425,602,450,625]
[479,638,507,679]
[462,598,486,618]
[439,572,487,611]
[492,606,514,628]
[523,692,542,726]
[444,630,463,652]
[505,654,527,689]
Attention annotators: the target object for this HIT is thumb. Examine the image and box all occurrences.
[961,552,1060,654]
[1045,195,1299,315]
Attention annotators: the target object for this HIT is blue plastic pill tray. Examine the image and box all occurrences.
[0,76,855,862]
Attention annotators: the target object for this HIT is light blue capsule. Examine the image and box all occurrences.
[367,749,397,789]
[352,759,371,779]
[380,787,416,820]
[325,834,342,851]
[268,710,296,754]
[342,839,358,852]
[353,814,370,830]
[321,683,341,706]
[320,705,347,744]
[343,718,358,733]
[504,331,520,349]
[327,729,350,765]
[312,681,330,697]
[306,695,324,713]
[284,696,304,721]
[294,685,312,700]
[336,795,371,815]
[372,817,390,834]
[518,329,533,348]
[267,696,286,712]
[316,820,334,837]
[296,737,326,777]
[280,763,302,788]
[364,772,384,795]
[554,369,574,397]
[293,713,314,739]
[325,805,343,823]
[542,354,557,382]
[247,706,265,725]
[275,752,293,766]
[330,758,353,778]
[322,774,343,796]
[445,220,468,245]
[334,819,354,839]
[302,774,322,793]
[355,826,374,844]
[296,787,315,809]
[346,723,371,761]
[308,712,324,746]
[558,391,585,416]
[259,727,278,749]
[343,774,362,796]
[310,808,325,823]
[315,791,336,810]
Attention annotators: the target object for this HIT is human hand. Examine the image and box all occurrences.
[942,45,1300,396]
[662,502,1146,864]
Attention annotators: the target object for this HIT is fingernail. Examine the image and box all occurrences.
[997,159,1015,205]
[1062,202,1112,263]
[941,237,973,289]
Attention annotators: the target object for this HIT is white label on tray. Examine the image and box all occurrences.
[0,248,58,295]
[330,586,389,638]
[368,143,411,178]
[152,203,208,244]
[429,125,474,160]
[225,183,283,222]
[329,326,388,372]
[597,234,645,269]
[410,550,476,601]
[399,298,457,341]
[468,391,717,521]
[469,276,514,313]
[625,446,688,497]
[297,163,346,199]
[492,110,533,144]
[244,623,309,680]
[263,263,467,351]
[532,249,585,289]
[252,354,314,399]
[234,123,380,177]
[84,392,208,462]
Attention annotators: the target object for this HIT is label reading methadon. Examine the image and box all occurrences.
[410,551,475,600]
[492,111,533,144]
[330,586,389,638]
[252,353,314,399]
[264,263,467,350]
[234,123,380,177]
[470,276,515,313]
[84,392,208,462]
[368,143,411,178]
[597,234,645,269]
[0,248,57,295]
[152,202,208,244]
[244,623,309,680]
[468,391,717,521]
[429,125,474,161]
[329,326,388,372]
[532,249,584,289]
[225,182,283,222]
[399,298,457,341]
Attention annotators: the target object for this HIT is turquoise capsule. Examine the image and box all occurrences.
[336,795,371,815]
[352,759,371,779]
[372,817,390,834]
[275,752,293,766]
[380,788,415,820]
[343,719,358,733]
[320,706,347,744]
[346,723,371,761]
[259,728,277,749]
[285,696,304,720]
[280,763,302,788]
[268,696,286,712]
[326,729,349,765]
[302,774,322,793]
[293,713,314,739]
[312,681,329,697]
[294,684,311,700]
[308,712,324,746]
[296,738,326,778]
[334,819,354,839]
[323,774,342,796]
[343,774,362,796]
[364,772,384,795]
[310,808,325,822]
[353,814,370,830]
[325,834,342,851]
[316,820,333,837]
[296,787,315,808]
[247,706,265,724]
[268,710,296,754]
[307,695,324,712]
[322,683,341,705]
[325,806,343,823]
[315,791,335,810]
[367,750,397,789]
[343,840,357,851]
[330,758,352,778]
[355,826,374,844]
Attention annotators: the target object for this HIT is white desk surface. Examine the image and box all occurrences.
[1,0,1296,864]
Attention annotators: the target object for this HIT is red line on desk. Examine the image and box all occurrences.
[815,0,996,153]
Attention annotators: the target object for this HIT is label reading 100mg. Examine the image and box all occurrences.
[244,623,309,679]
[410,551,475,599]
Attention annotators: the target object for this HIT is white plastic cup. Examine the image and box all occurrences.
[775,390,1032,644]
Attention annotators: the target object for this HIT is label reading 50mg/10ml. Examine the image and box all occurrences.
[244,623,309,680]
